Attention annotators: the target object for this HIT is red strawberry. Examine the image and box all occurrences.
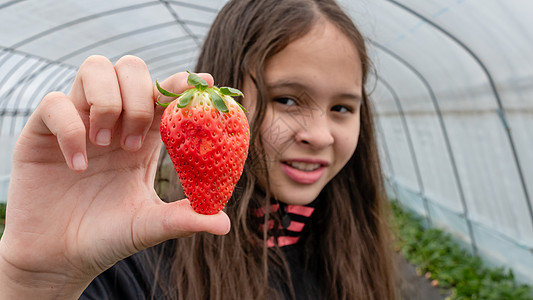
[156,73,250,215]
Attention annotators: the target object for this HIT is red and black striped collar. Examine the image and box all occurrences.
[255,201,317,248]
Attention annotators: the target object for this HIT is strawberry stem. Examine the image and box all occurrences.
[155,73,248,113]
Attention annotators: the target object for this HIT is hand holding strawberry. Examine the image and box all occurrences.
[157,73,250,215]
[0,56,230,299]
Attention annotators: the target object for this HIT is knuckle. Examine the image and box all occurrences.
[125,107,154,122]
[81,55,113,69]
[115,55,148,71]
[54,117,86,144]
[90,102,123,116]
[61,122,86,138]
[39,92,72,116]
[41,91,67,106]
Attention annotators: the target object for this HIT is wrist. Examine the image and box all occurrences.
[0,252,90,300]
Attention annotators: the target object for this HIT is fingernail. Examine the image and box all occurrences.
[96,129,111,146]
[124,135,142,151]
[72,152,87,171]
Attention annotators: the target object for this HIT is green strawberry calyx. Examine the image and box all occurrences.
[156,72,247,113]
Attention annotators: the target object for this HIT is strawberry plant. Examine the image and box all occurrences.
[157,73,250,215]
[391,201,533,300]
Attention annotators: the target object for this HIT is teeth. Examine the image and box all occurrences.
[287,161,321,171]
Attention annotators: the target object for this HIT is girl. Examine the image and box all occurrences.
[0,0,397,299]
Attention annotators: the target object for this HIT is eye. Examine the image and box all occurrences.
[273,97,297,106]
[331,105,353,113]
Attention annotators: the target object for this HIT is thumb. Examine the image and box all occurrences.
[134,199,231,249]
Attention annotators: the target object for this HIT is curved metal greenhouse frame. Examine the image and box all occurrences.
[1,0,532,284]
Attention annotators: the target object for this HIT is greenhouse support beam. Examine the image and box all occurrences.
[387,0,533,253]
[376,77,432,226]
[370,40,478,255]
[159,0,202,47]
[0,0,28,10]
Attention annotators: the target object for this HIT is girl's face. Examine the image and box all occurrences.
[243,21,363,206]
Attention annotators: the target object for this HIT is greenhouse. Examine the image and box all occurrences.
[0,0,532,298]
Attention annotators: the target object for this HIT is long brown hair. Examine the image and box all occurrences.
[153,0,398,299]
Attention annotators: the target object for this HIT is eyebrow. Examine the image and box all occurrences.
[267,80,363,103]
[337,92,363,104]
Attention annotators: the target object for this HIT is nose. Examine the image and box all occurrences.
[294,112,334,149]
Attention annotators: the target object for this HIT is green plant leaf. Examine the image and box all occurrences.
[156,81,182,98]
[177,90,194,108]
[155,97,170,107]
[208,89,228,113]
[187,71,208,91]
[391,200,533,300]
[236,101,248,113]
[219,86,244,97]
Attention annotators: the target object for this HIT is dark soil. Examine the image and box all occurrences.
[398,254,450,300]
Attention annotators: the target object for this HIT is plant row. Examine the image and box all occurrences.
[391,201,533,300]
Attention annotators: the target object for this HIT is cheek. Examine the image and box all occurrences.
[336,120,360,165]
[259,114,279,160]
[260,110,295,158]
[340,134,359,165]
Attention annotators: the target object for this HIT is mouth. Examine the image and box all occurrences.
[280,159,328,184]
[283,161,323,172]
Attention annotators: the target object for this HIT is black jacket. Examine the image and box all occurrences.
[81,201,321,299]
[81,242,321,300]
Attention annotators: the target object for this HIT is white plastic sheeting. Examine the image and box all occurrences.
[1,0,532,284]
[352,0,533,284]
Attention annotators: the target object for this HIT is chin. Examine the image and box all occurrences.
[275,190,320,206]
